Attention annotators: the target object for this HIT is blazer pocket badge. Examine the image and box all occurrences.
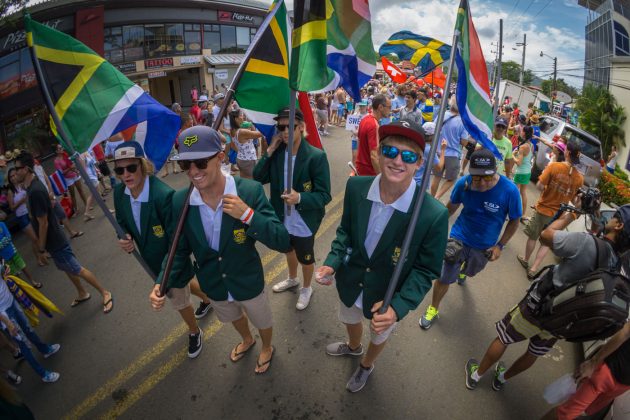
[392,246,401,265]
[152,225,165,238]
[233,228,247,244]
[303,181,312,192]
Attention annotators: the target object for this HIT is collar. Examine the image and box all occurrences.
[124,176,150,203]
[366,174,416,213]
[190,174,236,206]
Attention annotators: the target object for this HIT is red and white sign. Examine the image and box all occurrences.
[381,57,407,84]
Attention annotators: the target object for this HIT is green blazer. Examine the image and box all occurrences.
[323,176,449,321]
[114,175,194,282]
[253,140,331,234]
[158,177,291,301]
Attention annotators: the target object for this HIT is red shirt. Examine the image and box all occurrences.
[92,144,105,161]
[355,114,379,176]
[190,105,201,124]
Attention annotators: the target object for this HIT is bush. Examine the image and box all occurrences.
[600,170,630,206]
[614,165,629,182]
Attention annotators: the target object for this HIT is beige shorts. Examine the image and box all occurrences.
[524,210,554,240]
[338,301,397,346]
[166,285,192,311]
[210,291,273,330]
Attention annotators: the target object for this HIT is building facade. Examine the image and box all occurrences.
[579,0,630,88]
[0,0,267,157]
[610,57,630,174]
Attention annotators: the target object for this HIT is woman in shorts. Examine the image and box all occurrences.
[7,168,42,264]
[230,110,262,179]
[54,144,87,214]
[513,126,534,223]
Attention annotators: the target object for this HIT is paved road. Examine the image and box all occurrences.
[14,125,579,419]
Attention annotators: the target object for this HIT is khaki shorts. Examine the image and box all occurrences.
[524,210,554,240]
[166,285,192,311]
[236,159,256,178]
[338,300,397,346]
[210,291,273,330]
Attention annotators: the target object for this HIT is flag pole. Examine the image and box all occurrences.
[493,19,503,118]
[159,0,286,296]
[285,90,296,216]
[26,25,157,279]
[379,33,459,314]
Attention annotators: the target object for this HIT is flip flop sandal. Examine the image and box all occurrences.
[71,231,84,239]
[32,282,43,289]
[103,296,114,314]
[517,255,529,270]
[527,270,537,280]
[255,346,275,375]
[230,340,256,362]
[71,294,91,307]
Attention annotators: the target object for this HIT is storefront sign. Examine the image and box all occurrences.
[180,56,201,65]
[144,58,173,69]
[116,63,137,74]
[215,69,229,80]
[1,17,74,55]
[218,10,254,23]
[147,71,167,79]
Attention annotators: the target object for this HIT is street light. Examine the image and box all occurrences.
[540,50,558,113]
[515,34,526,85]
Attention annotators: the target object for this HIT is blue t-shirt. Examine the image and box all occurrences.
[449,175,522,249]
[440,112,469,158]
[0,222,16,261]
[414,143,439,188]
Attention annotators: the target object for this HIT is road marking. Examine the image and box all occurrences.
[97,205,344,418]
[64,191,345,419]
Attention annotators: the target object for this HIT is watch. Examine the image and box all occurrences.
[496,242,505,250]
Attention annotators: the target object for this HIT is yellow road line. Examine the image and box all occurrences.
[64,191,345,419]
[98,205,344,419]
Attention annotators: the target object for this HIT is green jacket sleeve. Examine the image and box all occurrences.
[113,186,131,237]
[390,205,449,321]
[247,182,291,253]
[323,178,353,271]
[156,191,193,287]
[296,151,331,211]
[253,153,272,185]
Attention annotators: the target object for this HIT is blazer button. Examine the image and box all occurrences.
[366,268,371,272]
[218,257,222,262]
[222,274,226,278]
[359,282,364,287]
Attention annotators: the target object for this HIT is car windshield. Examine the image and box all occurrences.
[562,128,602,161]
[540,118,560,135]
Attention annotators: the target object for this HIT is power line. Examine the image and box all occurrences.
[532,0,553,19]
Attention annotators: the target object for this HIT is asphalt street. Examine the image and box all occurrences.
[12,124,580,419]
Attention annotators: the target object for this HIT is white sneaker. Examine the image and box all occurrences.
[296,287,313,310]
[272,277,299,293]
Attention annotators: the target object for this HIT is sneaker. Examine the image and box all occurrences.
[346,363,374,393]
[325,342,364,357]
[272,277,299,293]
[296,287,313,311]
[465,358,480,390]
[7,370,21,385]
[194,301,212,319]
[457,273,467,286]
[419,305,439,330]
[188,329,203,359]
[13,350,23,361]
[492,361,507,391]
[43,343,60,359]
[42,371,60,383]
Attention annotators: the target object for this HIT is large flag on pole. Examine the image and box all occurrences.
[234,0,291,143]
[24,16,179,170]
[454,0,502,159]
[379,31,451,76]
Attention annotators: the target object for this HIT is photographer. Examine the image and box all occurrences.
[465,203,630,393]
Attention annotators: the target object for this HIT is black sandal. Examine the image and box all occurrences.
[255,346,275,375]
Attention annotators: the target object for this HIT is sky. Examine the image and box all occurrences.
[274,0,590,89]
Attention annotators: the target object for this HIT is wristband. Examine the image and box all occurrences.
[240,207,254,225]
[496,242,505,251]
[297,193,301,204]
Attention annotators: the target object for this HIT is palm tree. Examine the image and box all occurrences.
[575,84,626,156]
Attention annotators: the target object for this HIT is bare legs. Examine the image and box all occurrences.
[344,322,387,368]
[286,250,313,288]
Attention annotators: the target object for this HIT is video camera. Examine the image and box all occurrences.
[577,186,602,216]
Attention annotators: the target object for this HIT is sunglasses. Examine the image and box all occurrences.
[380,144,419,164]
[114,163,139,175]
[276,124,298,132]
[471,175,494,181]
[176,154,217,171]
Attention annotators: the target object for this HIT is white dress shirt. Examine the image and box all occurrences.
[124,176,150,234]
[283,152,312,237]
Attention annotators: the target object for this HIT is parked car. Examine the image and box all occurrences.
[531,116,603,187]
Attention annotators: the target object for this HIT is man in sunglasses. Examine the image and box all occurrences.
[253,107,331,310]
[316,117,449,392]
[151,126,290,374]
[419,149,522,330]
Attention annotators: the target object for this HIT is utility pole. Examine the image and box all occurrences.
[493,19,503,118]
[517,34,527,85]
[551,56,557,112]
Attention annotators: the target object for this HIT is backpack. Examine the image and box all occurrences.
[528,236,630,343]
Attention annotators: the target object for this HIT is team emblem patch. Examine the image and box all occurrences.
[183,135,198,147]
[152,225,165,238]
[303,254,312,262]
[392,247,401,265]
[303,181,312,192]
[233,228,247,244]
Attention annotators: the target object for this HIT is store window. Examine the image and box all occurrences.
[123,25,144,61]
[184,24,201,54]
[104,27,123,63]
[614,21,630,56]
[236,27,250,51]
[203,28,221,53]
[220,25,237,53]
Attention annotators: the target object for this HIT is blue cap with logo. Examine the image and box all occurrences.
[172,126,223,161]
[113,141,145,161]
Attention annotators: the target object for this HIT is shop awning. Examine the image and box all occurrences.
[204,54,245,66]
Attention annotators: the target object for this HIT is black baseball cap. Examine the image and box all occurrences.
[274,107,304,122]
[172,126,223,161]
[379,118,426,149]
[495,117,508,127]
[615,204,630,235]
[469,148,497,176]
